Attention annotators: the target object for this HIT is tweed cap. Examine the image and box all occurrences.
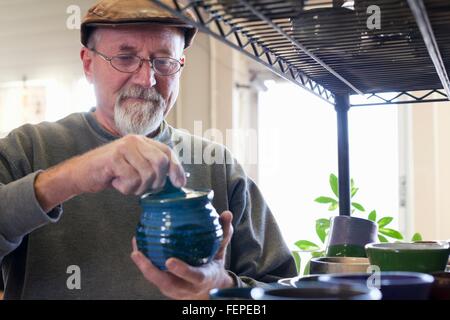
[81,0,198,48]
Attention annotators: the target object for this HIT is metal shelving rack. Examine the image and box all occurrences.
[151,0,450,216]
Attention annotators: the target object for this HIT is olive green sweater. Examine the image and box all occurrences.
[0,111,296,299]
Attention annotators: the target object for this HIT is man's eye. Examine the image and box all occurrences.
[115,55,136,64]
[156,59,176,67]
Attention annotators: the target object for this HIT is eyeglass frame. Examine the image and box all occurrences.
[87,47,185,76]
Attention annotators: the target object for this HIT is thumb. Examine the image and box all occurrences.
[215,211,234,260]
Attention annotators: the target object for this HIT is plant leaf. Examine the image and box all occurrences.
[368,210,377,222]
[291,251,301,275]
[316,219,331,243]
[379,228,404,240]
[328,201,339,211]
[330,174,339,198]
[303,259,311,275]
[311,250,325,258]
[294,240,321,251]
[351,178,355,189]
[351,202,365,212]
[378,234,389,243]
[377,217,393,228]
[314,196,337,204]
[351,187,359,198]
[411,233,423,241]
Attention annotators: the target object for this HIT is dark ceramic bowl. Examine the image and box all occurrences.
[261,282,381,300]
[291,274,322,285]
[209,283,381,300]
[318,272,434,300]
[209,287,265,300]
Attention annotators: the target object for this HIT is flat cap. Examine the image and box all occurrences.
[81,0,198,49]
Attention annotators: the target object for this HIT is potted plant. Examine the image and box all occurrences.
[293,173,422,275]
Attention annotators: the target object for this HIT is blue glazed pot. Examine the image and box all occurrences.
[136,178,223,270]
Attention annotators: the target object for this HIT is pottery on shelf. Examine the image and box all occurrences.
[326,216,378,257]
[365,242,450,274]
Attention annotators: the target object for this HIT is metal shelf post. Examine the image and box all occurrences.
[335,95,351,216]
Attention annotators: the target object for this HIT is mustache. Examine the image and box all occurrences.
[118,85,163,104]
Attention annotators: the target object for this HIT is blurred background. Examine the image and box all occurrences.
[1,0,450,294]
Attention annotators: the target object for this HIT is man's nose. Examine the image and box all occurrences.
[133,60,156,88]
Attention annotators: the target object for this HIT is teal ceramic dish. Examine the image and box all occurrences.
[365,242,450,274]
[136,178,223,270]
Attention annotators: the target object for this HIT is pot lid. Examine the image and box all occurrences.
[140,177,211,204]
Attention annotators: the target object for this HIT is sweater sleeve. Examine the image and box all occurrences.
[0,133,62,264]
[225,152,297,286]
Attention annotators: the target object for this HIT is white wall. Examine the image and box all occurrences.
[408,100,450,241]
[0,0,95,83]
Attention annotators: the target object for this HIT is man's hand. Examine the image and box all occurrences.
[131,211,235,300]
[35,134,186,212]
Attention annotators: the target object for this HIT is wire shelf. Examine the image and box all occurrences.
[152,0,450,105]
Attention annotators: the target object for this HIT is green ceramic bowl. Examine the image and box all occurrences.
[365,242,450,273]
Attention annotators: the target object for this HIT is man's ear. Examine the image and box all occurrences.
[80,47,94,83]
[180,55,186,73]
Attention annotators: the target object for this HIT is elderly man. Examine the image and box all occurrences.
[0,0,296,299]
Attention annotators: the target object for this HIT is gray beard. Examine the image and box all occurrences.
[114,85,166,136]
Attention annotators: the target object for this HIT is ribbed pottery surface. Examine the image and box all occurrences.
[136,198,223,270]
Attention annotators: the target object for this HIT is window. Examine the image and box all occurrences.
[0,78,95,137]
[257,81,399,254]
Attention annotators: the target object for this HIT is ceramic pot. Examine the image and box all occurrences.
[326,216,378,257]
[365,242,450,274]
[136,178,223,270]
[309,257,370,274]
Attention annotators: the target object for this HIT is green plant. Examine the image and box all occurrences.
[293,173,422,274]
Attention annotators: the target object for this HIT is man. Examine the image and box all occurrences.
[0,0,296,299]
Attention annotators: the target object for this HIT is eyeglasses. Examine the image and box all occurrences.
[88,48,184,76]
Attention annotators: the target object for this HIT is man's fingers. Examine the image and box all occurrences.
[131,249,170,286]
[136,143,170,190]
[111,156,141,194]
[216,211,234,260]
[132,237,138,252]
[165,258,205,284]
[130,248,197,299]
[168,149,186,188]
[122,144,155,195]
[143,137,185,188]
